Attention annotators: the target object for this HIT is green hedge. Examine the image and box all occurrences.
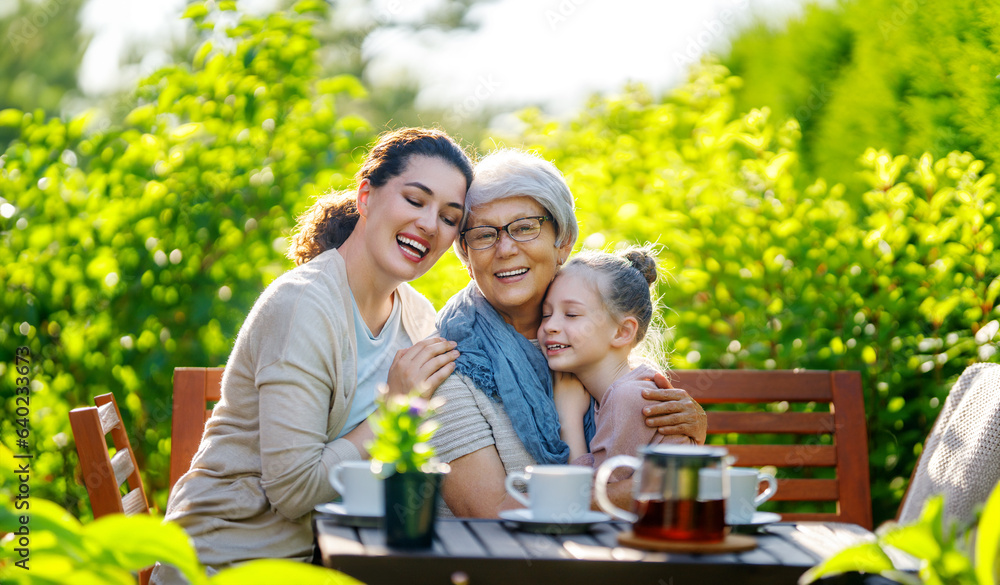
[506,62,999,523]
[0,2,373,515]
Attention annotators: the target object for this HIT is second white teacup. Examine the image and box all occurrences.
[504,465,593,523]
[329,460,383,516]
[727,467,777,524]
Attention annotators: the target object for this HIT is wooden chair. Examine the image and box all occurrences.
[672,369,873,529]
[169,367,223,492]
[69,392,152,585]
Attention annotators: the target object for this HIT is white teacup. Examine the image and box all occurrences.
[329,461,383,516]
[726,467,777,524]
[504,465,593,522]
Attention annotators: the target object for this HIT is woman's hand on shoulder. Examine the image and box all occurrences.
[640,371,708,445]
[387,337,459,398]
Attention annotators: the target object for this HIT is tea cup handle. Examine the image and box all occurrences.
[504,471,532,508]
[594,455,641,522]
[329,465,346,496]
[755,472,778,506]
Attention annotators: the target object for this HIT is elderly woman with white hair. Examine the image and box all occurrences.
[432,150,708,517]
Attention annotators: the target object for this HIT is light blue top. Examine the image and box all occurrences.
[336,290,412,439]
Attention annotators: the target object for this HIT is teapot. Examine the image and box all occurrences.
[594,444,731,542]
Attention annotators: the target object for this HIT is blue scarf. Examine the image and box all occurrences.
[436,282,593,465]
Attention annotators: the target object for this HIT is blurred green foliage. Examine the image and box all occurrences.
[2,0,998,531]
[0,0,86,119]
[0,1,375,515]
[507,62,999,524]
[724,0,1000,198]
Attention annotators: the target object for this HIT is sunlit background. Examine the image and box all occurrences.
[25,0,831,120]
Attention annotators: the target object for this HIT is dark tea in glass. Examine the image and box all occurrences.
[634,497,726,542]
[594,445,731,542]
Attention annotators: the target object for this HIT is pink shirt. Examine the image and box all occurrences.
[572,364,691,480]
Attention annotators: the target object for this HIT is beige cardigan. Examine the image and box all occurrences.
[158,249,437,576]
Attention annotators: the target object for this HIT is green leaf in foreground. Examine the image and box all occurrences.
[85,514,207,585]
[977,481,1000,585]
[798,543,895,584]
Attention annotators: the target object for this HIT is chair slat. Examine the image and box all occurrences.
[778,512,842,523]
[706,412,835,434]
[110,448,135,488]
[725,444,837,467]
[671,370,834,402]
[771,478,839,502]
[96,401,120,435]
[122,488,148,516]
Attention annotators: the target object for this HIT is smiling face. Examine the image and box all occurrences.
[464,195,572,337]
[538,270,621,374]
[358,154,467,284]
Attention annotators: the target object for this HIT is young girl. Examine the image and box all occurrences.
[540,247,692,479]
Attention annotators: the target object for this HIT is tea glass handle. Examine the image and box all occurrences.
[594,455,641,522]
[504,471,532,508]
[755,473,778,506]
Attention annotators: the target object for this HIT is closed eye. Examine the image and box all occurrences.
[406,197,423,208]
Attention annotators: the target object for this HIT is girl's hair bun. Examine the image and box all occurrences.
[622,249,658,286]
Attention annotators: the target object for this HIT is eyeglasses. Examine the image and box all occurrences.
[461,216,552,251]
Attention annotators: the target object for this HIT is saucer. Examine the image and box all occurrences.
[498,509,611,534]
[314,502,382,528]
[728,511,782,529]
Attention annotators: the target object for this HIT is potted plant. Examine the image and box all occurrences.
[799,480,1000,585]
[367,389,449,549]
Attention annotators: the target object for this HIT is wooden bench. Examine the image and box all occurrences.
[672,369,873,529]
[167,367,873,529]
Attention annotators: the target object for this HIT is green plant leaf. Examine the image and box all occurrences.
[881,524,943,563]
[798,543,896,584]
[976,481,1000,585]
[209,559,363,585]
[84,515,207,585]
[1,498,88,561]
[182,3,209,20]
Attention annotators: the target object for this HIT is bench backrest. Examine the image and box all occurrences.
[671,369,873,529]
[167,367,873,529]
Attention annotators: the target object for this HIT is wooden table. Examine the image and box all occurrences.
[315,517,915,585]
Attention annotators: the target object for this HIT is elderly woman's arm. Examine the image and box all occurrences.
[431,372,538,518]
[642,372,707,444]
[442,447,524,517]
